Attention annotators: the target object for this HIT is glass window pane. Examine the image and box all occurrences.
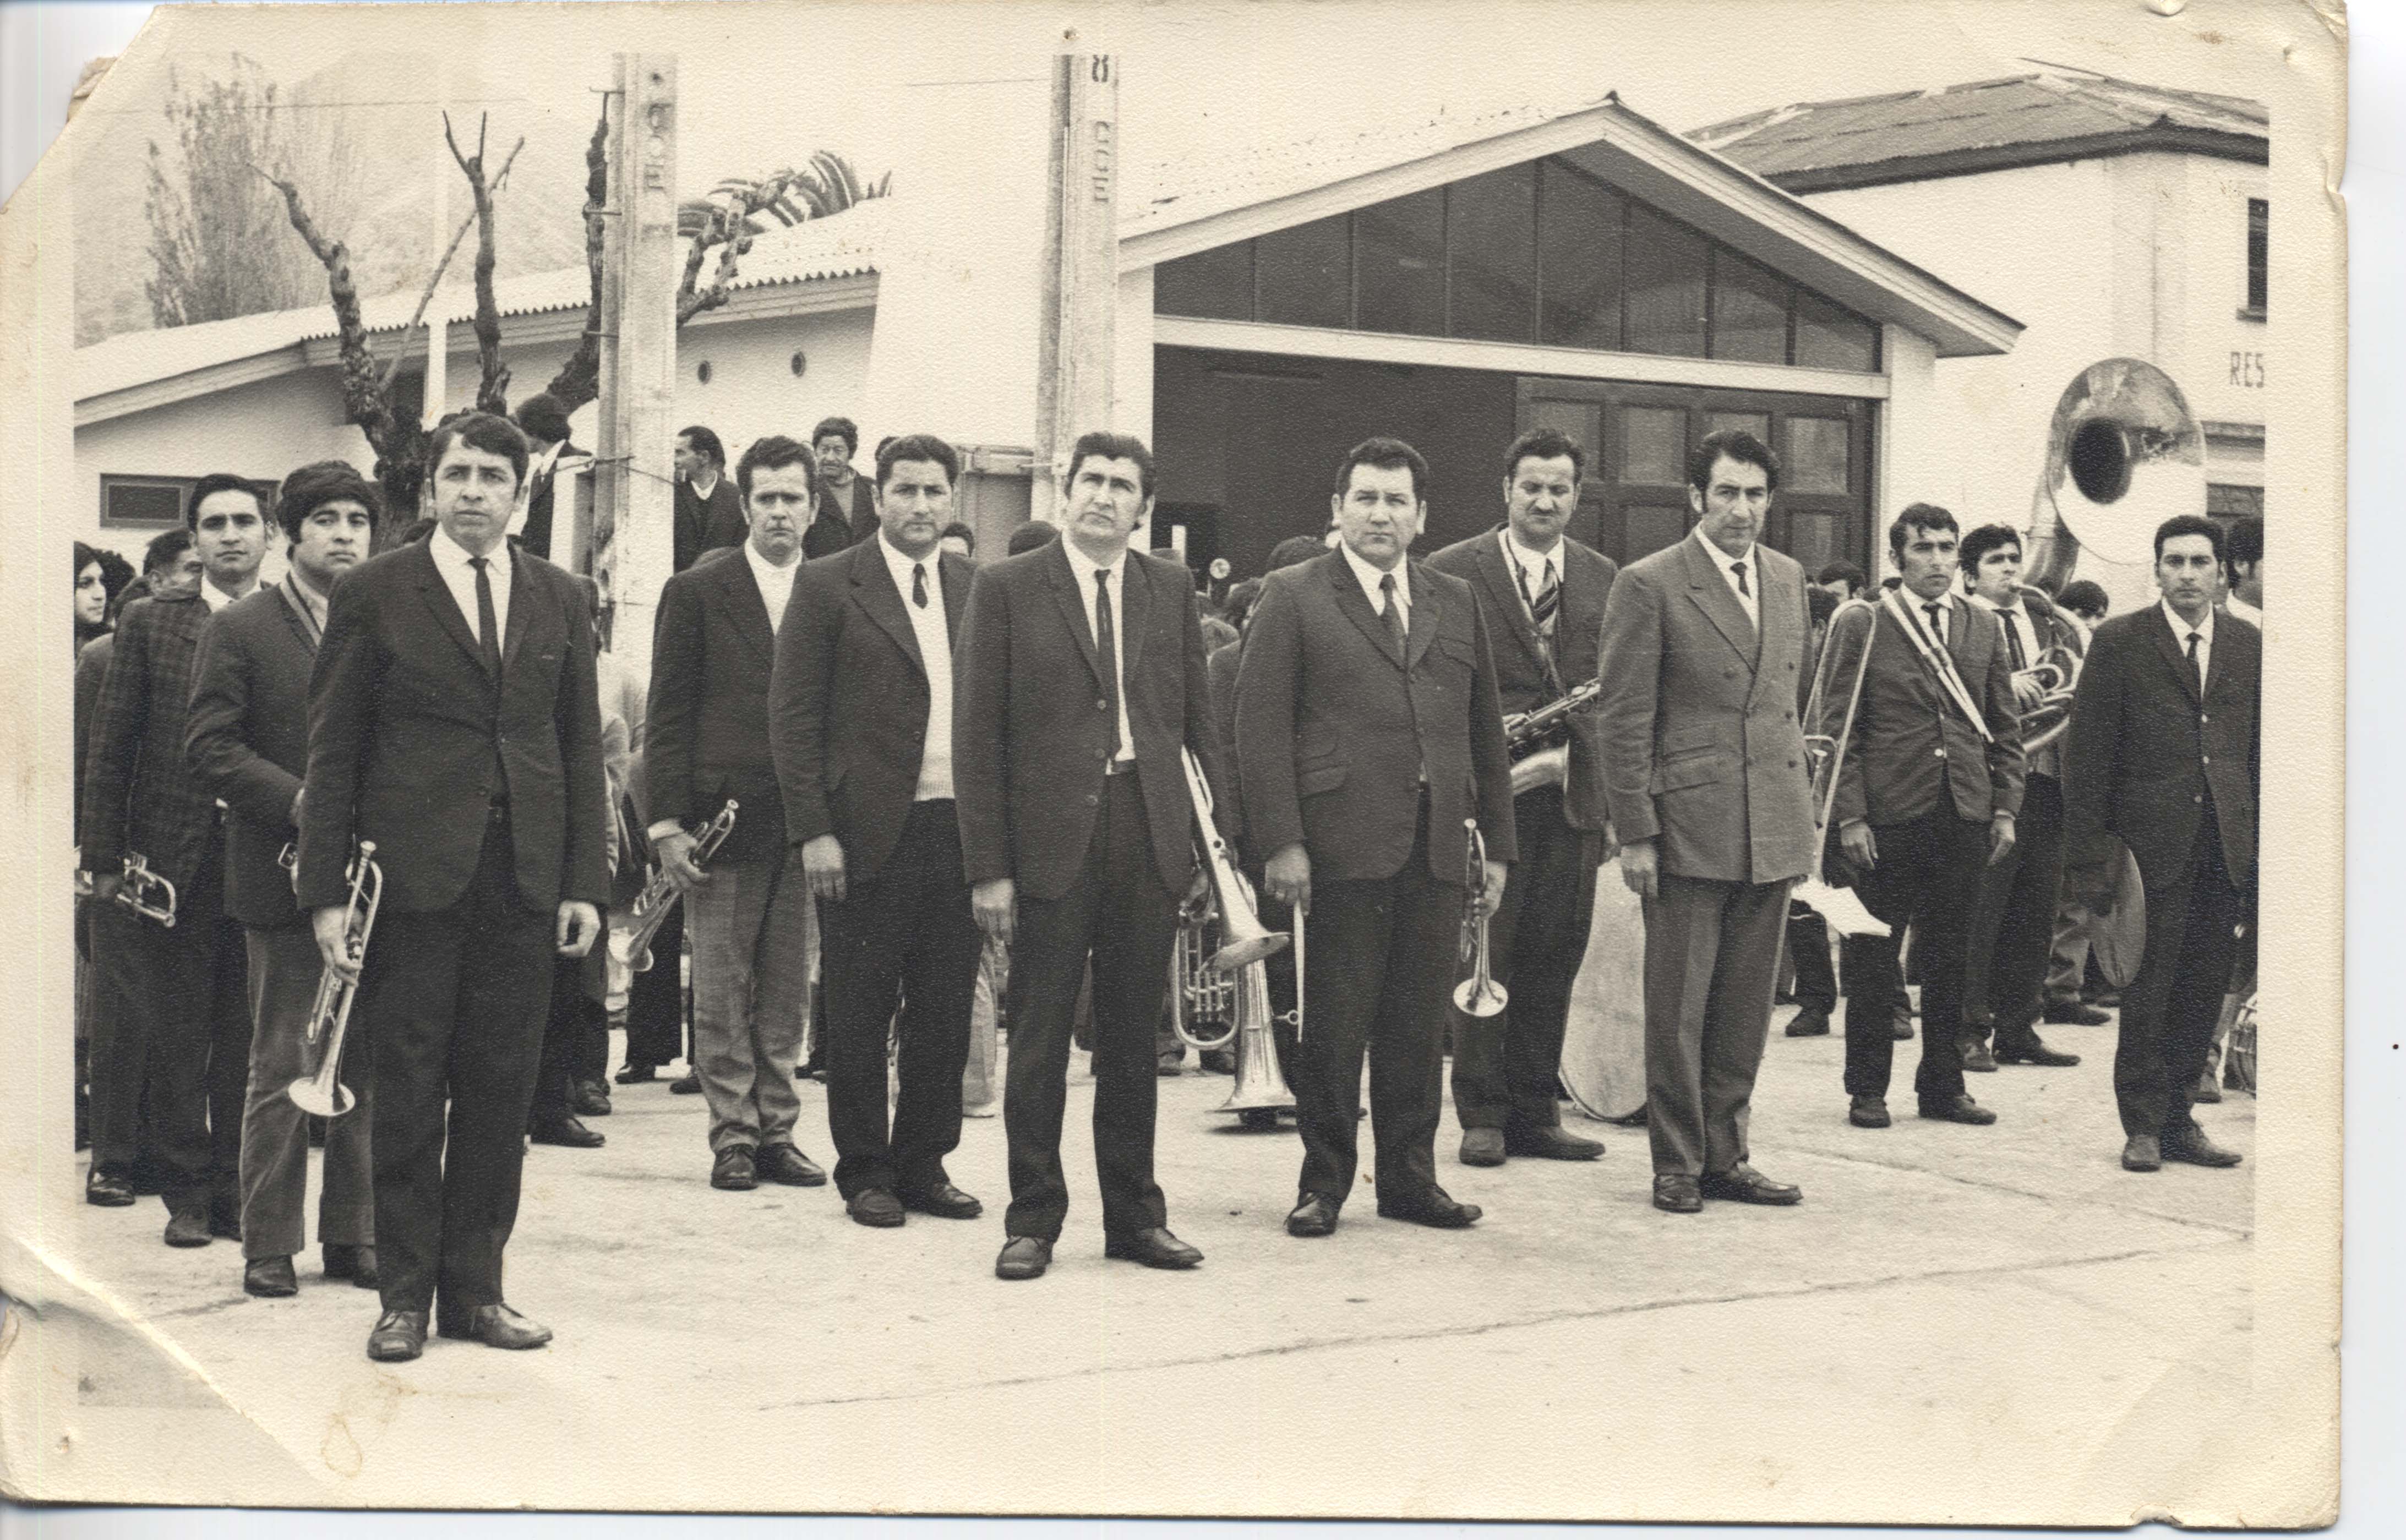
[1783,417,1851,495]
[1528,399,1597,465]
[1620,406,1685,484]
[1155,242,1254,319]
[1793,288,1878,372]
[1785,510,1839,576]
[1624,205,1707,357]
[1711,249,1790,363]
[1540,160,1623,349]
[1256,214,1351,330]
[1626,504,1690,560]
[1447,165,1536,342]
[1356,188,1446,337]
[1704,412,1769,447]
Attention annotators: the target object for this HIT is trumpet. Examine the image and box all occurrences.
[1453,818,1507,1018]
[1503,677,1602,797]
[114,854,178,927]
[614,799,736,973]
[288,840,381,1118]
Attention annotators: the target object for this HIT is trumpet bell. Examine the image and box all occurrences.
[286,1077,356,1119]
[1453,976,1508,1018]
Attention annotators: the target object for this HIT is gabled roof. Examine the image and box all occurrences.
[1690,70,2268,194]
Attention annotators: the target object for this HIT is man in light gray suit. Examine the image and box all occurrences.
[1596,429,1817,1214]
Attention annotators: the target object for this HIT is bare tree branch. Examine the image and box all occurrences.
[542,100,612,413]
[375,136,525,397]
[443,111,516,415]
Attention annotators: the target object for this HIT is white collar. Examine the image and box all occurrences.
[689,471,721,499]
[2161,598,2215,643]
[1966,589,2023,618]
[199,576,257,613]
[1690,524,1755,574]
[1339,539,1406,601]
[1502,526,1562,578]
[875,532,940,586]
[745,538,801,583]
[1061,538,1131,588]
[432,523,508,572]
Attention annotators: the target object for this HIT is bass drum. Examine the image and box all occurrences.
[1559,867,1648,1124]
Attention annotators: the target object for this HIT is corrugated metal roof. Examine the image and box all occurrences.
[1690,72,2266,184]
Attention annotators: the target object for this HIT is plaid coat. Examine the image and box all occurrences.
[80,591,224,895]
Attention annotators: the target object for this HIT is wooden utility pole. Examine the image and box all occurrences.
[593,54,680,675]
[1031,53,1120,526]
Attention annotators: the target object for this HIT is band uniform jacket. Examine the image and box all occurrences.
[186,586,321,930]
[74,632,113,849]
[770,539,974,884]
[643,547,790,869]
[1594,536,1815,884]
[954,539,1230,903]
[2063,607,2260,893]
[673,477,748,573]
[296,539,608,916]
[1235,550,1518,884]
[1815,592,2026,832]
[1424,527,1617,833]
[80,591,223,897]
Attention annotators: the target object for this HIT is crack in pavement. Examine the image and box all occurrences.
[1771,1137,2254,1239]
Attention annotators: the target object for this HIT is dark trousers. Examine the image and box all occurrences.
[90,855,250,1215]
[356,812,556,1318]
[239,920,374,1259]
[1964,774,2066,1044]
[1292,804,1457,1205]
[620,902,684,1072]
[1785,905,1837,1014]
[1842,809,1985,1104]
[1450,785,1597,1133]
[531,945,608,1124]
[1002,771,1177,1240]
[1640,873,1790,1176]
[821,801,981,1199]
[2114,807,2244,1138]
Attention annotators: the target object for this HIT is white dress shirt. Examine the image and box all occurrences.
[878,534,957,800]
[1499,528,1560,620]
[1967,589,2031,665]
[1061,540,1138,764]
[428,525,512,651]
[1339,540,1410,632]
[2162,598,2215,691]
[1689,525,1759,628]
[744,539,801,635]
[199,575,258,613]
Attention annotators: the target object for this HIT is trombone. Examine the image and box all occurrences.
[288,841,381,1118]
[114,854,177,927]
[1453,819,1507,1018]
[614,799,737,972]
[1169,747,1290,1048]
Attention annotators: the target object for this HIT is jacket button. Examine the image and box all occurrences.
[1097,699,1109,711]
[2201,755,2211,766]
[1724,669,1736,679]
[1087,793,1100,807]
[2201,714,2209,724]
[1095,747,1107,760]
[2194,794,2205,804]
[1787,759,1797,769]
[1934,747,1947,759]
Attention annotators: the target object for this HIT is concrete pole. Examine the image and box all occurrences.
[595,54,680,675]
[1030,53,1120,527]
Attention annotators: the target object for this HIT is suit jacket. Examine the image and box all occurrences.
[1425,527,1617,833]
[673,476,748,573]
[186,585,321,929]
[954,539,1230,903]
[80,592,223,894]
[2063,607,2260,892]
[1205,638,1245,845]
[1972,590,2082,782]
[771,539,974,883]
[1235,550,1518,884]
[645,545,794,867]
[297,539,608,916]
[1816,592,2026,832]
[517,441,583,562]
[1595,534,1816,884]
[74,632,114,849]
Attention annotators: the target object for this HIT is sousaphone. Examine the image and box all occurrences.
[2024,358,2208,591]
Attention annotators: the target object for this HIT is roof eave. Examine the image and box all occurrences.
[1758,124,2269,195]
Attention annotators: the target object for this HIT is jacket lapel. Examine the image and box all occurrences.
[2149,607,2205,705]
[1474,533,1550,677]
[850,540,925,678]
[501,553,541,675]
[411,542,490,677]
[1745,556,1796,706]
[272,582,321,657]
[1121,553,1155,686]
[719,549,777,666]
[1044,540,1106,688]
[940,550,970,642]
[1943,593,1981,682]
[1679,536,1759,668]
[1404,560,1439,672]
[1324,551,1405,669]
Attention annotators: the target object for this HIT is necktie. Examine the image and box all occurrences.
[912,563,929,610]
[469,555,502,674]
[2001,610,2027,670]
[1520,560,1559,636]
[1731,560,1751,599]
[2186,630,2203,691]
[1379,572,1406,656]
[1094,569,1120,758]
[1923,602,1944,648]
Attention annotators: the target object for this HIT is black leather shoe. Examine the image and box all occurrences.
[437,1302,552,1350]
[2044,998,2112,1026]
[1286,1193,1341,1237]
[1995,1034,2080,1067]
[1238,1108,1283,1132]
[1958,1037,1999,1073]
[669,1072,702,1094]
[1652,1174,1703,1214]
[571,1079,612,1117]
[756,1142,828,1187]
[1891,1010,1914,1040]
[366,1309,428,1362]
[1376,1188,1482,1228]
[1199,1047,1236,1075]
[848,1188,907,1227]
[1156,1052,1186,1078]
[85,1170,135,1207]
[614,1063,659,1085]
[164,1208,212,1247]
[1700,1164,1803,1205]
[2191,1069,2223,1104]
[898,1181,983,1219]
[1918,1094,1998,1126]
[1849,1094,1891,1128]
[995,1236,1053,1280]
[2121,1134,2163,1172]
[530,1114,604,1148]
[1785,1006,1832,1037]
[209,1206,242,1241]
[710,1146,759,1191]
[324,1244,378,1289]
[2161,1126,2244,1168]
[1104,1226,1204,1269]
[1458,1128,1507,1167]
[244,1256,298,1297]
[1505,1125,1604,1161]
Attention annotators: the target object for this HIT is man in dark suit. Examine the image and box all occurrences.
[673,425,748,572]
[1813,504,2025,1134]
[187,462,383,1298]
[956,430,1224,1281]
[808,416,880,558]
[511,394,583,563]
[646,435,827,1193]
[1239,436,1517,1239]
[299,412,607,1362]
[774,432,984,1226]
[82,474,269,1239]
[2064,515,2259,1173]
[1426,429,1617,1170]
[1595,430,1815,1214]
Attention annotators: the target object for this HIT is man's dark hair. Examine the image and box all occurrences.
[1957,522,2023,576]
[811,417,860,456]
[2058,579,2109,621]
[1687,428,1779,495]
[1806,584,1838,627]
[1502,428,1585,484]
[1887,502,1960,563]
[275,460,385,544]
[1223,576,1267,631]
[1267,535,1326,572]
[515,392,572,446]
[426,411,530,491]
[1067,430,1155,499]
[676,425,726,468]
[89,547,135,607]
[143,527,195,574]
[1332,436,1428,503]
[2227,514,2263,569]
[1815,560,1866,594]
[876,432,962,490]
[938,520,977,553]
[185,472,263,530]
[398,516,439,545]
[2154,512,2227,566]
[1007,519,1062,556]
[735,435,817,501]
[108,574,152,623]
